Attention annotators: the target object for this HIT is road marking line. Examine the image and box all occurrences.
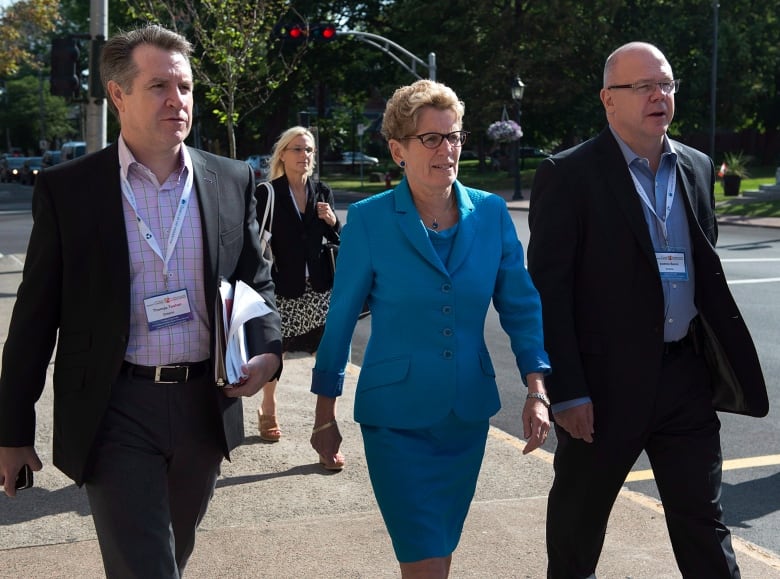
[625,454,780,482]
[489,426,554,464]
[728,277,780,284]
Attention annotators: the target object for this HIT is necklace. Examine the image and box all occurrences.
[423,197,455,230]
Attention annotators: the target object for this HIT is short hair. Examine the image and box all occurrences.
[101,24,193,118]
[381,79,465,142]
[269,126,317,179]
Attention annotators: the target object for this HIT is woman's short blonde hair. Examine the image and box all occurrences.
[269,126,316,180]
[381,80,465,142]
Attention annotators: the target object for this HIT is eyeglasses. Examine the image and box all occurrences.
[607,79,680,96]
[400,130,469,149]
[285,146,315,155]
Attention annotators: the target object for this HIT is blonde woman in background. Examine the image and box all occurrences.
[254,127,341,448]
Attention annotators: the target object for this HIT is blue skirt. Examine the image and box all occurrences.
[361,413,489,563]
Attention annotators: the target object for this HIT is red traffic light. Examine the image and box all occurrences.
[317,24,337,40]
[287,25,304,40]
[275,22,337,43]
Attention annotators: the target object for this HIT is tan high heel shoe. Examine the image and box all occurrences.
[258,410,282,442]
[318,452,346,471]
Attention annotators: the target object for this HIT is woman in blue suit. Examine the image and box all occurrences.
[310,80,551,578]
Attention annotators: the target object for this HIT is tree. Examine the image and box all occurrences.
[0,74,74,153]
[374,0,780,160]
[0,0,61,78]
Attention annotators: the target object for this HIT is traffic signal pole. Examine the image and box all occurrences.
[85,0,107,154]
[274,25,436,81]
[335,30,436,81]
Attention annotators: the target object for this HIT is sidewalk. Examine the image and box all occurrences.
[2,225,780,577]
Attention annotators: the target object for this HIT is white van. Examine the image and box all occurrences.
[60,141,86,161]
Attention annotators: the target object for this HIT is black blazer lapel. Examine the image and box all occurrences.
[190,149,220,312]
[596,129,657,264]
[93,144,132,331]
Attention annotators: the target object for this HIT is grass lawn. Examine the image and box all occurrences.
[322,161,780,218]
[713,170,780,217]
[322,158,538,196]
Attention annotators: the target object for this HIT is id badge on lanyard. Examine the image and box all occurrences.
[629,167,689,281]
[121,154,195,330]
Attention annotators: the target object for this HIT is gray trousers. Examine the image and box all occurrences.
[84,371,224,578]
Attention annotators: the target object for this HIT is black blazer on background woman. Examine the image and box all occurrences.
[256,174,341,297]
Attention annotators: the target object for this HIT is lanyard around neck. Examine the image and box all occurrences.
[120,164,194,281]
[628,161,677,242]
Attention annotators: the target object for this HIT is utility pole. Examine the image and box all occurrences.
[85,0,107,153]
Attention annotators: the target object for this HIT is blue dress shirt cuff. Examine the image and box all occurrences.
[310,367,345,398]
[551,396,591,414]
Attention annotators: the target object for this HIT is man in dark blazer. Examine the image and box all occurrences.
[527,42,768,578]
[0,25,281,577]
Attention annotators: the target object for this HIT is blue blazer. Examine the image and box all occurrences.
[312,178,550,429]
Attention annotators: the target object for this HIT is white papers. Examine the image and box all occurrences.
[215,279,273,386]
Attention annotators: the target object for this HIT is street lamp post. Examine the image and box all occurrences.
[511,77,526,200]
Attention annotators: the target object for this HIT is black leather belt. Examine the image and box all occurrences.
[663,333,693,355]
[121,360,209,383]
[663,317,699,356]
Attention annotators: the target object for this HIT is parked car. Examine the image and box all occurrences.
[41,150,62,168]
[19,156,44,185]
[60,141,86,161]
[0,156,28,182]
[340,151,379,166]
[518,146,549,158]
[246,154,271,182]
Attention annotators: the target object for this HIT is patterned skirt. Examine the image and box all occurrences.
[276,281,331,353]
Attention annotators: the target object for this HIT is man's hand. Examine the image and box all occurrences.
[553,403,595,443]
[0,446,42,497]
[221,352,281,398]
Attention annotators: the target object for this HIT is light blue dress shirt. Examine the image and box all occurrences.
[612,129,697,342]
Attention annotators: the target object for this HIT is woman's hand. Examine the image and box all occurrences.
[316,202,337,227]
[522,397,550,454]
[522,372,551,454]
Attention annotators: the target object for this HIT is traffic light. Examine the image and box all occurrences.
[274,22,337,43]
[50,37,80,98]
[89,36,105,100]
[311,23,337,42]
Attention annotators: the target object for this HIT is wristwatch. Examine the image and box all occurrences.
[526,392,551,408]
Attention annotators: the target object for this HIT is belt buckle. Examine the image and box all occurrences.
[154,365,187,383]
